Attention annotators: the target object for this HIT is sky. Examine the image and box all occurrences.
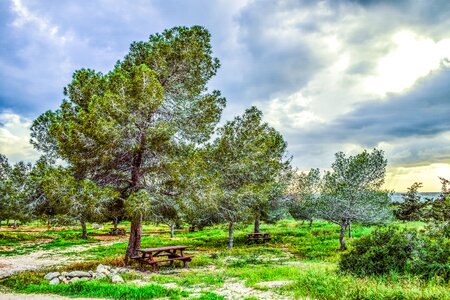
[1,0,449,192]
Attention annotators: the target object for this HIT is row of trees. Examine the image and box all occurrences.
[1,25,292,261]
[4,25,436,259]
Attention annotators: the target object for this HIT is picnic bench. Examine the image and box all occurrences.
[109,228,126,235]
[247,232,271,242]
[131,246,193,271]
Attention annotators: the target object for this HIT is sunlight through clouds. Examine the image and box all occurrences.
[365,31,450,96]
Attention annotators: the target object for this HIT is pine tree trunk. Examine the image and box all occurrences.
[348,222,352,238]
[309,219,313,227]
[254,214,260,233]
[339,224,348,250]
[6,219,9,226]
[125,221,142,264]
[113,217,118,230]
[228,222,234,250]
[13,220,17,230]
[81,220,87,240]
[0,218,2,228]
[170,224,175,238]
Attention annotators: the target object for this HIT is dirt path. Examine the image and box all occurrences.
[0,240,125,279]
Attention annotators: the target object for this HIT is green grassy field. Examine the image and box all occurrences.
[0,220,448,299]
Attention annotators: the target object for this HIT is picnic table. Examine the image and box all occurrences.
[131,246,193,271]
[247,232,271,242]
[109,228,126,235]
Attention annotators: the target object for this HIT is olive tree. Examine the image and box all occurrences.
[317,149,392,250]
[31,26,225,261]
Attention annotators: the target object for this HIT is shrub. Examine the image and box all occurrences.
[410,223,450,281]
[339,227,418,276]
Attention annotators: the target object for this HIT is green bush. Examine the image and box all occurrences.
[339,224,450,281]
[339,227,418,276]
[410,223,450,281]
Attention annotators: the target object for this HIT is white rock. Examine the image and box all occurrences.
[61,272,69,276]
[111,274,124,284]
[92,272,105,279]
[44,272,60,280]
[49,278,60,285]
[67,271,91,278]
[96,264,111,274]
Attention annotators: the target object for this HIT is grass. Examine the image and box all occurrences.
[0,219,448,299]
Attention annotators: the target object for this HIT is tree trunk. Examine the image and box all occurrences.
[309,219,313,227]
[170,224,175,238]
[6,219,9,226]
[47,219,51,230]
[228,222,234,250]
[0,218,2,228]
[301,220,305,225]
[348,222,352,239]
[339,223,348,250]
[254,214,260,233]
[113,217,118,230]
[81,219,87,240]
[13,220,17,230]
[125,221,142,264]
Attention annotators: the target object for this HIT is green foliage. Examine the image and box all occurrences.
[409,223,450,281]
[395,182,427,221]
[339,227,418,276]
[287,168,321,223]
[208,106,289,248]
[340,225,450,282]
[0,155,33,225]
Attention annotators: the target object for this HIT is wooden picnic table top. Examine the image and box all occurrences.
[139,246,188,253]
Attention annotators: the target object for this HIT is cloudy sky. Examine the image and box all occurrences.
[1,0,449,191]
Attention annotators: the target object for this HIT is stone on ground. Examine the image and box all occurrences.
[66,271,91,278]
[49,277,60,285]
[44,272,60,280]
[111,274,124,283]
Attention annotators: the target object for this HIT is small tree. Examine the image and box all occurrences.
[423,177,450,223]
[287,168,321,226]
[42,167,117,239]
[0,156,33,229]
[394,182,427,221]
[316,149,391,250]
[209,107,289,249]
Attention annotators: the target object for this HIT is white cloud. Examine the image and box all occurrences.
[364,31,450,96]
[0,112,40,163]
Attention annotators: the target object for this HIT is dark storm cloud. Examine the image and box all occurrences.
[283,66,450,170]
[315,67,450,145]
